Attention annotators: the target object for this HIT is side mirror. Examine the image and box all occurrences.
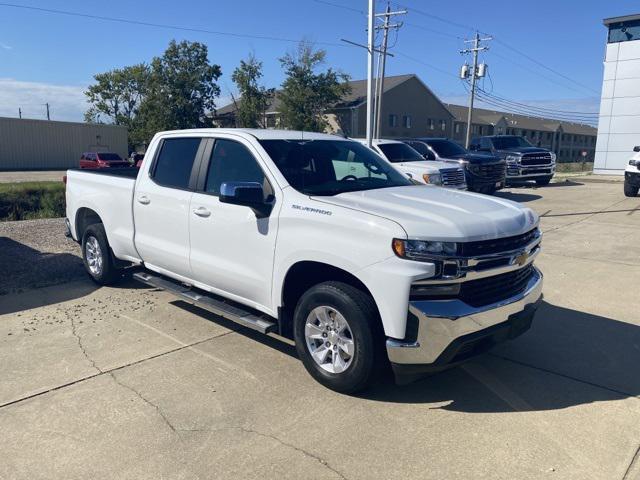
[219,181,272,218]
[634,146,640,152]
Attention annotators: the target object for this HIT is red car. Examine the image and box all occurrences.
[80,152,130,169]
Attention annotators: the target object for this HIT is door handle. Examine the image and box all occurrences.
[137,195,150,205]
[193,207,211,218]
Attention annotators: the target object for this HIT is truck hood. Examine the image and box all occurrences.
[444,153,504,164]
[315,186,538,242]
[497,147,549,155]
[393,160,459,172]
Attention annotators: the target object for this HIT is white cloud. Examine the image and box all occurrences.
[0,78,88,122]
[0,42,12,50]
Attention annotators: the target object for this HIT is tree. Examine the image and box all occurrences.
[84,64,150,126]
[138,40,222,138]
[278,41,350,132]
[231,54,274,128]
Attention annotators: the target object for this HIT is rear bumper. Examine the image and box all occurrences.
[64,217,73,238]
[386,266,543,373]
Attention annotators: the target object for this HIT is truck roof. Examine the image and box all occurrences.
[155,128,350,141]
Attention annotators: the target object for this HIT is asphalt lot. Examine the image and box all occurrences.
[1,180,639,480]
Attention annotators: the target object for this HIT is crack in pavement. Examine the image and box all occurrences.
[108,371,176,432]
[177,426,348,479]
[69,315,103,374]
[623,443,640,480]
[542,197,631,234]
[0,331,234,410]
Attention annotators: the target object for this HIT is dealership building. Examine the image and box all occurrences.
[595,14,640,174]
[0,117,128,171]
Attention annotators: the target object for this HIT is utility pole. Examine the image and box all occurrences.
[18,108,22,119]
[374,2,406,139]
[366,0,375,148]
[45,102,50,121]
[460,32,491,148]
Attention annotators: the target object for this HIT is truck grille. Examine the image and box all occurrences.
[460,265,535,307]
[458,228,539,256]
[469,162,506,181]
[441,168,465,187]
[521,153,552,166]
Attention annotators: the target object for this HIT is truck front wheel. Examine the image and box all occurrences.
[81,223,121,285]
[624,180,639,197]
[293,282,381,393]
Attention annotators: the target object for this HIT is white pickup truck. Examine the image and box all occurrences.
[65,128,543,393]
[356,139,467,189]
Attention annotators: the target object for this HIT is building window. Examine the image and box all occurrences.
[455,123,461,134]
[608,19,640,44]
[389,114,397,127]
[403,115,412,128]
[427,118,434,130]
[440,120,446,131]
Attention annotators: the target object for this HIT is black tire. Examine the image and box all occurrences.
[624,180,639,197]
[81,223,121,285]
[293,281,382,394]
[535,176,553,186]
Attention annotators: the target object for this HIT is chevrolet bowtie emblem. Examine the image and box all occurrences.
[514,252,529,266]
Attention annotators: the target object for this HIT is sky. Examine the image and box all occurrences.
[0,0,637,123]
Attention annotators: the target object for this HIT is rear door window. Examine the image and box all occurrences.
[152,137,202,189]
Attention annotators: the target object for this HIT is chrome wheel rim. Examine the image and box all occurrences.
[304,306,355,374]
[85,236,103,276]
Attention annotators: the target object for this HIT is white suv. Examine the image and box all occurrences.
[356,139,467,189]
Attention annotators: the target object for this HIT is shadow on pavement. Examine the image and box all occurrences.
[361,301,639,412]
[0,238,148,315]
[493,191,542,203]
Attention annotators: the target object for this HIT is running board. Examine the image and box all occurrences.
[132,271,277,334]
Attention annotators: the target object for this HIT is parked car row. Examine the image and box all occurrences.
[79,152,145,169]
[625,146,640,197]
[354,134,555,195]
[65,128,543,393]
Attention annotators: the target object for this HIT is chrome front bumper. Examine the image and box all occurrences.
[386,266,543,367]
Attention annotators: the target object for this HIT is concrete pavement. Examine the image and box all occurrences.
[1,181,639,479]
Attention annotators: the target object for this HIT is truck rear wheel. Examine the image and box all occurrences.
[293,281,381,393]
[624,180,639,197]
[81,223,121,285]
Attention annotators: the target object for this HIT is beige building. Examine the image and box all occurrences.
[214,74,455,139]
[0,117,128,171]
[445,105,598,162]
[214,73,597,162]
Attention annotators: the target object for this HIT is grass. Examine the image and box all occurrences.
[0,181,66,221]
[556,162,594,173]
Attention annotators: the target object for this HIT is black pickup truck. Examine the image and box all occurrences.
[401,138,506,194]
[469,135,556,186]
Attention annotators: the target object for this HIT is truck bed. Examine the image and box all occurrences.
[67,167,140,179]
[65,167,140,263]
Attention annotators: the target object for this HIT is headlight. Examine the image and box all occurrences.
[506,155,520,164]
[423,173,442,185]
[392,238,457,260]
[550,152,557,162]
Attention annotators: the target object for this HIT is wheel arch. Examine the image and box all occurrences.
[278,260,382,338]
[75,207,103,240]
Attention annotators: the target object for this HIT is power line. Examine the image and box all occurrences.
[492,37,599,95]
[0,2,348,47]
[311,0,364,14]
[391,1,475,32]
[477,87,599,116]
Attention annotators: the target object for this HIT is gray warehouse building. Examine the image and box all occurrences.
[0,117,128,170]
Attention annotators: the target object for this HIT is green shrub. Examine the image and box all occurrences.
[0,182,66,221]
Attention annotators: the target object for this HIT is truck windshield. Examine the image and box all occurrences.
[377,143,424,163]
[426,139,467,157]
[491,137,533,149]
[259,139,412,196]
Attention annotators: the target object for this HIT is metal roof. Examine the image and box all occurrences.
[603,14,640,26]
